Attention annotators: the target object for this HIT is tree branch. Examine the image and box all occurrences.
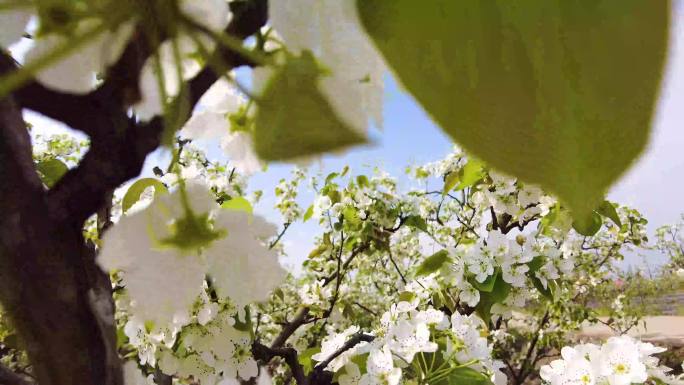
[0,52,105,137]
[45,0,269,227]
[271,307,311,349]
[0,3,270,385]
[0,97,119,385]
[252,343,307,385]
[312,332,374,373]
[0,362,33,385]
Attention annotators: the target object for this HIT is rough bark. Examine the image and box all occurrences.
[0,98,116,384]
[0,1,268,384]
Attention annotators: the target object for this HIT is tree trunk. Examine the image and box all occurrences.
[0,98,120,385]
[0,2,267,383]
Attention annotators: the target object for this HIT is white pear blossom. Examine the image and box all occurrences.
[312,326,364,371]
[99,184,285,325]
[598,336,648,385]
[134,0,231,119]
[177,312,259,382]
[183,79,244,139]
[181,79,262,174]
[359,346,402,385]
[123,360,155,385]
[206,210,287,311]
[502,262,529,288]
[415,308,450,330]
[339,362,363,385]
[99,187,209,324]
[0,9,30,49]
[540,337,675,385]
[299,280,333,306]
[387,319,436,363]
[465,245,495,283]
[518,185,543,208]
[313,195,333,218]
[458,283,481,307]
[25,20,133,93]
[540,347,596,385]
[269,0,385,133]
[220,132,262,175]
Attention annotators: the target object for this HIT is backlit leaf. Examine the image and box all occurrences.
[358,0,669,218]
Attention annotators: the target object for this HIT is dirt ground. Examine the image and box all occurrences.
[578,316,684,347]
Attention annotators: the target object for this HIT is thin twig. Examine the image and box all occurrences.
[313,332,375,373]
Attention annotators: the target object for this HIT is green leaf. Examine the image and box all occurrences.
[596,200,622,228]
[325,172,339,184]
[416,250,450,277]
[530,275,554,301]
[442,172,459,195]
[573,211,602,236]
[36,158,68,188]
[475,270,511,321]
[327,190,342,204]
[358,0,669,218]
[539,204,573,236]
[455,159,485,191]
[405,215,428,232]
[115,327,128,349]
[526,260,554,301]
[221,196,253,214]
[527,256,546,274]
[298,347,321,374]
[469,271,497,293]
[438,366,494,385]
[398,291,416,303]
[356,174,370,188]
[343,206,362,225]
[308,244,328,259]
[233,307,253,335]
[254,51,366,161]
[122,178,168,214]
[303,204,314,222]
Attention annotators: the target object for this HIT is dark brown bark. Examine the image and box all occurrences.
[0,362,33,385]
[0,1,268,384]
[0,98,117,384]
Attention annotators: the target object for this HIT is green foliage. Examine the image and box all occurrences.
[405,215,428,232]
[573,211,603,236]
[122,178,168,214]
[435,366,495,385]
[356,175,370,188]
[597,200,622,228]
[475,270,511,321]
[35,158,68,188]
[298,347,321,374]
[416,250,450,277]
[573,200,624,235]
[357,0,669,218]
[253,51,366,161]
[442,172,459,196]
[303,204,314,222]
[221,196,253,214]
[454,159,485,192]
[470,271,497,293]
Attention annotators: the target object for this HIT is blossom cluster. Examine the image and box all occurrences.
[312,295,506,385]
[99,183,286,384]
[540,336,682,385]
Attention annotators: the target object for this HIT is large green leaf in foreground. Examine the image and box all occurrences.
[357,0,669,217]
[254,51,366,161]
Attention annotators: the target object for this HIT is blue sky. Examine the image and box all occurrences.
[23,2,684,271]
[246,2,684,271]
